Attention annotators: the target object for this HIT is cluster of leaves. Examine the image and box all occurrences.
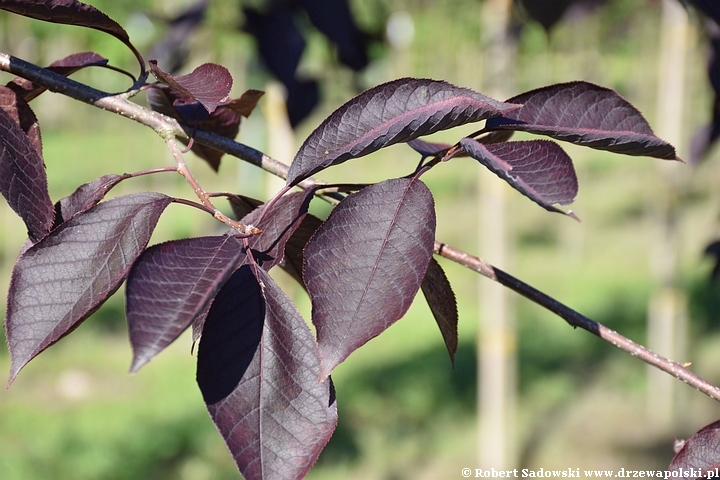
[3,1,718,479]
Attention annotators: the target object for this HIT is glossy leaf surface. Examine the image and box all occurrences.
[126,235,243,373]
[149,60,232,114]
[485,81,679,160]
[460,138,578,217]
[304,178,436,378]
[286,77,520,186]
[5,193,171,384]
[197,265,337,480]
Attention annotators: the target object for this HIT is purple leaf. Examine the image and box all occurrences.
[460,138,579,218]
[485,81,680,160]
[225,89,265,118]
[280,213,324,288]
[0,103,54,242]
[286,77,521,186]
[4,193,172,384]
[0,0,144,74]
[225,193,322,287]
[477,129,515,145]
[45,50,107,69]
[191,302,211,347]
[126,235,243,373]
[227,194,264,220]
[8,51,108,102]
[406,138,452,158]
[669,420,720,479]
[197,265,337,480]
[0,85,42,156]
[56,173,128,224]
[240,190,314,270]
[421,258,458,366]
[149,60,232,114]
[146,86,243,171]
[304,178,436,379]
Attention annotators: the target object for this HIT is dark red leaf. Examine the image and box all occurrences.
[191,302,211,347]
[421,257,458,366]
[227,194,264,220]
[9,51,108,102]
[197,265,337,480]
[226,89,265,118]
[485,81,680,160]
[126,235,243,373]
[460,138,579,218]
[286,77,521,186]
[227,193,323,286]
[406,138,452,158]
[476,129,515,145]
[149,60,232,114]
[0,0,143,74]
[304,178,436,378]
[240,190,315,270]
[0,103,54,242]
[4,193,172,384]
[196,265,263,405]
[46,50,107,69]
[0,85,42,156]
[669,420,720,479]
[280,213,324,287]
[56,173,128,224]
[146,86,240,171]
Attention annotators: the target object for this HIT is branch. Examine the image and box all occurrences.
[435,243,720,402]
[2,51,719,402]
[165,137,259,235]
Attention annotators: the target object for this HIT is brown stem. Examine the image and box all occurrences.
[165,138,260,235]
[434,242,720,402]
[2,51,718,402]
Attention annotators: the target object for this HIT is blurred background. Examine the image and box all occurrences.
[2,0,720,478]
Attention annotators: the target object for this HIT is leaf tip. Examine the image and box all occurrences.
[128,358,145,375]
[7,359,24,388]
[567,210,581,222]
[317,358,334,383]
